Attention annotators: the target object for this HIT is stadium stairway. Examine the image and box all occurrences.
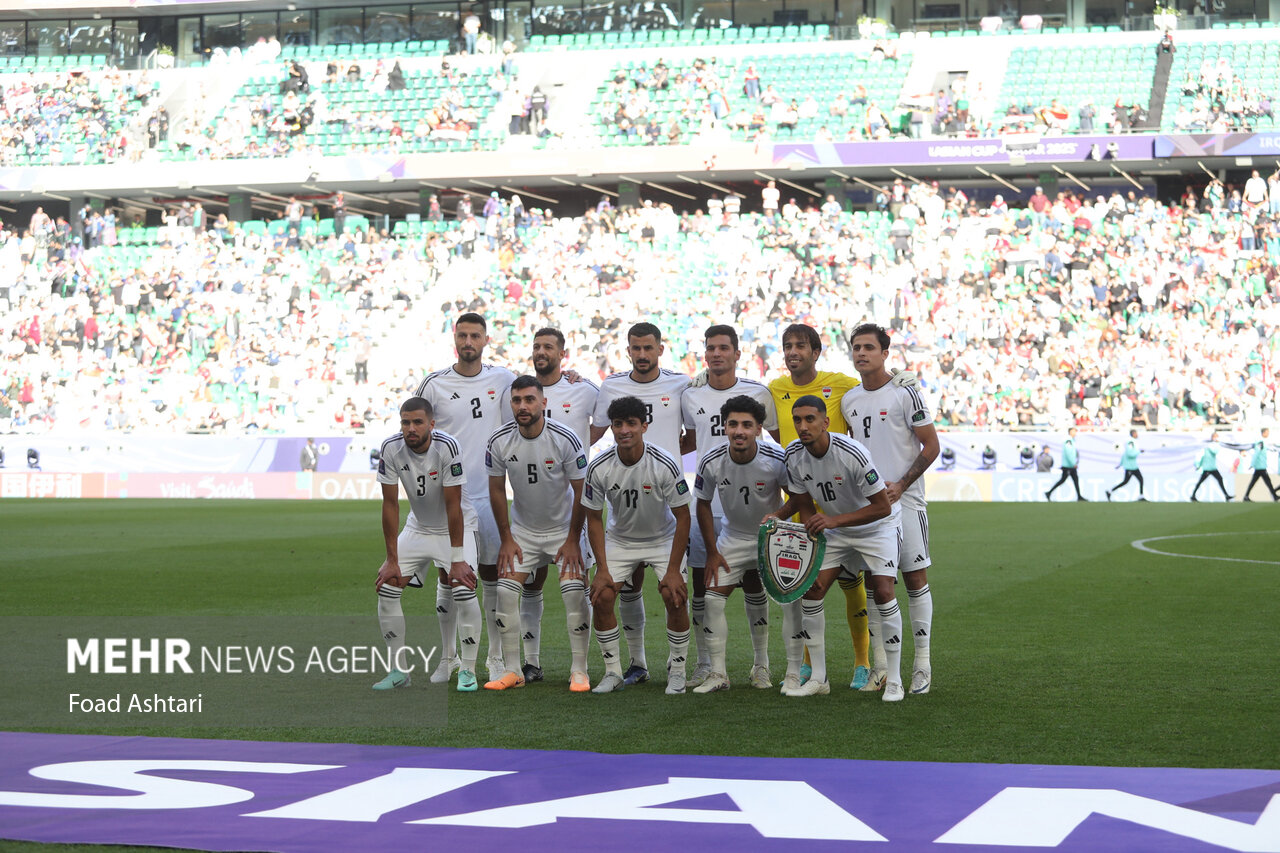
[1146,46,1173,131]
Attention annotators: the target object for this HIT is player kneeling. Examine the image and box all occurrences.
[373,397,482,693]
[692,396,788,692]
[484,376,593,692]
[583,396,693,694]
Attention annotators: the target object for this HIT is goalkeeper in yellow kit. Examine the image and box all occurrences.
[768,323,915,690]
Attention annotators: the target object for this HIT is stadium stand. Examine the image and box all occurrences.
[1,181,1276,435]
[1161,37,1280,131]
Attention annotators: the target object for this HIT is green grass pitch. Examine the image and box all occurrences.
[2,498,1279,852]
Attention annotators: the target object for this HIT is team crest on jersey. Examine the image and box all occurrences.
[562,402,572,412]
[450,462,463,477]
[642,483,653,494]
[833,475,843,485]
[660,395,670,407]
[544,457,556,470]
[576,455,587,469]
[428,469,439,481]
[486,388,497,401]
[755,480,767,493]
[821,387,832,398]
[675,480,689,495]
[694,474,704,490]
[879,409,888,421]
[912,410,927,423]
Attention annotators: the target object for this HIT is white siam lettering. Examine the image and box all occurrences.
[935,787,1280,851]
[245,768,512,822]
[0,760,340,810]
[413,776,886,841]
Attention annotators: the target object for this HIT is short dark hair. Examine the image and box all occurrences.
[705,324,739,349]
[510,375,543,393]
[628,322,663,344]
[849,322,891,351]
[782,323,821,352]
[401,396,433,416]
[721,395,766,426]
[607,395,649,423]
[793,394,827,415]
[456,312,487,330]
[533,327,565,349]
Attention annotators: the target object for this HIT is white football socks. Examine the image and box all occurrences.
[702,590,729,674]
[377,584,407,669]
[801,599,826,683]
[560,578,591,674]
[435,582,457,663]
[520,587,544,668]
[907,583,932,672]
[619,589,647,670]
[743,591,770,668]
[494,578,523,676]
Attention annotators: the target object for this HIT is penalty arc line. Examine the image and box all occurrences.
[1130,531,1280,566]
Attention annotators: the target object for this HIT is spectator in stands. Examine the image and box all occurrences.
[463,8,482,54]
[1158,30,1175,56]
[387,61,406,92]
[743,64,761,101]
[347,62,362,83]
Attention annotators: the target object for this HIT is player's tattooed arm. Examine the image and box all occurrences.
[888,423,940,502]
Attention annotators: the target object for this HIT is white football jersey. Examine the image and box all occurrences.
[594,369,691,463]
[582,443,692,546]
[841,382,934,510]
[682,378,778,516]
[783,433,899,537]
[540,374,600,451]
[485,418,587,532]
[694,442,788,541]
[681,378,779,456]
[376,430,478,536]
[416,364,516,500]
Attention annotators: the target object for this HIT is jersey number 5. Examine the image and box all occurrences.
[527,463,539,484]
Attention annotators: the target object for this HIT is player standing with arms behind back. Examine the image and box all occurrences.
[842,324,939,695]
[591,323,692,686]
[373,397,482,692]
[681,325,779,688]
[517,327,600,681]
[416,313,516,684]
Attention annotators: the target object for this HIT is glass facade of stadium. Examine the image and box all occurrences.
[3,0,1279,68]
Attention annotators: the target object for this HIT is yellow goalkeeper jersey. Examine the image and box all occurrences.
[768,370,861,446]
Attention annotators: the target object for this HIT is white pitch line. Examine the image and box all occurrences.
[1130,531,1280,566]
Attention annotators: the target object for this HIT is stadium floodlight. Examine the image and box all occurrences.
[27,449,40,470]
[980,446,997,470]
[939,448,956,471]
[1106,142,1120,159]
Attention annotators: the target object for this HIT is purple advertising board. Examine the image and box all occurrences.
[0,732,1276,852]
[774,135,1155,168]
[1155,132,1280,158]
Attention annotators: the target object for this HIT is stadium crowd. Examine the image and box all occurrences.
[0,67,164,166]
[0,179,1277,435]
